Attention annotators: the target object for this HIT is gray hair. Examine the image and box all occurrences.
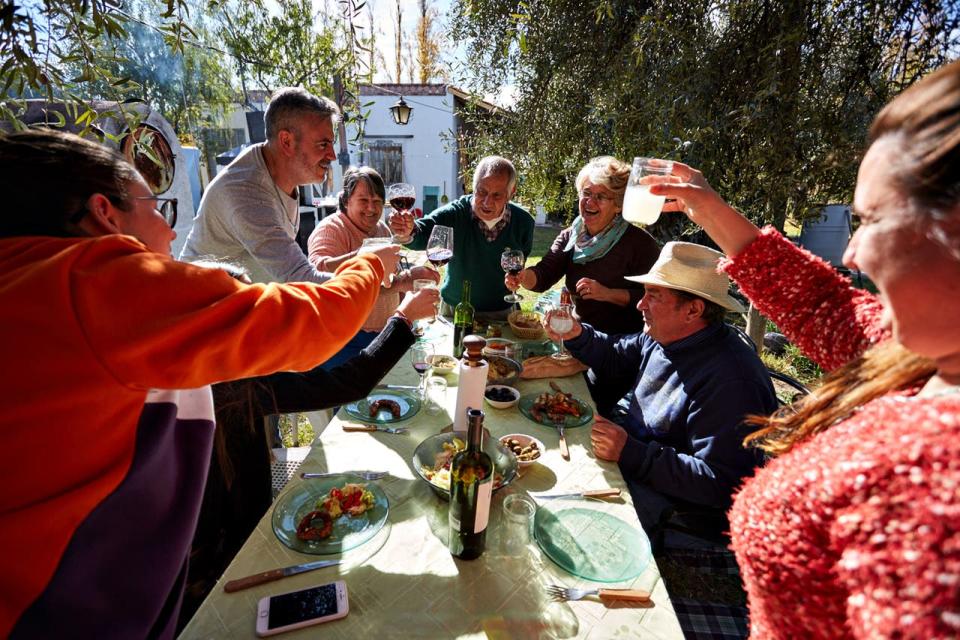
[575,156,631,205]
[472,156,517,193]
[338,166,386,213]
[264,87,340,141]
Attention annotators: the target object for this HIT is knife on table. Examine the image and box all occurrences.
[223,559,342,593]
[535,488,622,500]
[374,384,418,391]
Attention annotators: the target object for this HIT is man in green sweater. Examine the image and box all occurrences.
[389,156,534,319]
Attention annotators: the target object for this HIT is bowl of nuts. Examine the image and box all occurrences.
[499,433,544,468]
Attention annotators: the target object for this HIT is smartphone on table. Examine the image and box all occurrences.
[255,580,349,636]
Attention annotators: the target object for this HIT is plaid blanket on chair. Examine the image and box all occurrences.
[672,598,749,640]
[661,546,749,639]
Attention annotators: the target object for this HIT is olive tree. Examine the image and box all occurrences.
[452,0,960,232]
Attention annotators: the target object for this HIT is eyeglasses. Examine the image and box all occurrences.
[579,190,616,204]
[133,196,178,228]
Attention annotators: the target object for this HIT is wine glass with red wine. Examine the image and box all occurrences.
[387,183,416,243]
[425,225,454,271]
[501,248,525,304]
[410,343,434,401]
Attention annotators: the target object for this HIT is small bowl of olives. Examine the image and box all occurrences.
[499,433,545,469]
[484,384,520,409]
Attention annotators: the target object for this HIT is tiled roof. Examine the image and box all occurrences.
[359,83,448,96]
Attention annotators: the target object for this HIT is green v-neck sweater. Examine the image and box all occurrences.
[406,195,534,312]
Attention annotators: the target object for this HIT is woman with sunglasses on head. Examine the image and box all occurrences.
[0,128,391,639]
[651,61,960,638]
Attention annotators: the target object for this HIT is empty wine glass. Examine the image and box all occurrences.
[548,303,574,361]
[410,343,434,400]
[387,183,416,243]
[501,248,525,304]
[413,278,440,333]
[425,225,454,272]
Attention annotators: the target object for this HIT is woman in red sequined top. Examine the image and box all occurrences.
[653,61,960,639]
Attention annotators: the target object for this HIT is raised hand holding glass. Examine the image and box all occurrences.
[501,248,525,304]
[387,183,416,243]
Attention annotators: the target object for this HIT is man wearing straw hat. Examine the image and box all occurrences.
[545,241,777,537]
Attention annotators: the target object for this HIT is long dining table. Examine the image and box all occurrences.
[180,324,684,639]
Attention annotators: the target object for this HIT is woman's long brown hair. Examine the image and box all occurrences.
[744,59,960,456]
[745,341,936,456]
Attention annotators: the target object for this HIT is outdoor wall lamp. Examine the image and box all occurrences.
[390,96,413,125]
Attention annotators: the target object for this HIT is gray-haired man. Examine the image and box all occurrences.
[389,156,534,320]
[181,87,398,283]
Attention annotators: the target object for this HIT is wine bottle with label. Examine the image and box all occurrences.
[448,408,493,560]
[453,280,475,358]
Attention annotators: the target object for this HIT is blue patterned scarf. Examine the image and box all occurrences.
[564,215,630,264]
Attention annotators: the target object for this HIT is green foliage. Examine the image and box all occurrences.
[0,0,210,135]
[762,343,823,387]
[1,0,373,144]
[452,0,960,238]
[68,0,235,136]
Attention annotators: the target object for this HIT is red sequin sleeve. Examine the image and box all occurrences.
[720,226,889,371]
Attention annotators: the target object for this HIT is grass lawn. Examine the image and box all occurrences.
[519,224,566,312]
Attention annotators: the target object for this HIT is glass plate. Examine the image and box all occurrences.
[272,474,390,555]
[534,505,651,582]
[521,339,559,358]
[518,393,594,428]
[343,391,421,424]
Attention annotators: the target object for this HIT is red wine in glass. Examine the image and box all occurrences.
[390,196,416,211]
[412,361,431,375]
[427,248,453,268]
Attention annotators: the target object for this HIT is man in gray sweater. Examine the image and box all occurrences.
[181,88,393,283]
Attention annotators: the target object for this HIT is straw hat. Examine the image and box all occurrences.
[625,242,745,313]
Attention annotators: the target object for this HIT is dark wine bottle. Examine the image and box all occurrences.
[453,280,475,358]
[448,408,493,560]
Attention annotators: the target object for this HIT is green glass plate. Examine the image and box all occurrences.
[272,474,390,555]
[518,393,594,428]
[343,390,420,424]
[521,339,559,358]
[534,505,651,582]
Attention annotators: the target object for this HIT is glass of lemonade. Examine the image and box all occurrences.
[622,158,674,226]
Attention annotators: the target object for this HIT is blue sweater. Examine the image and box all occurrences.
[406,195,534,312]
[566,322,777,508]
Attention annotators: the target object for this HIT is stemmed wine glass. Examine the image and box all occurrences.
[410,343,435,401]
[501,247,525,304]
[425,225,453,271]
[424,226,454,326]
[387,183,416,244]
[548,303,574,361]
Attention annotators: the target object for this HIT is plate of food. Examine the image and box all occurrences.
[519,390,594,428]
[412,432,518,500]
[486,355,522,386]
[343,390,420,424]
[272,474,390,555]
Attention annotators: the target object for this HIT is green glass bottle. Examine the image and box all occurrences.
[448,408,493,560]
[453,280,475,358]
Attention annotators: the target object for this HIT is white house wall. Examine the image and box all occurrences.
[343,92,462,211]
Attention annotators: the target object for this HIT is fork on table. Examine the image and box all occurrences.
[545,584,650,603]
[300,471,388,481]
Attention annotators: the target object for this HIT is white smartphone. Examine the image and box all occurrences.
[255,580,349,637]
